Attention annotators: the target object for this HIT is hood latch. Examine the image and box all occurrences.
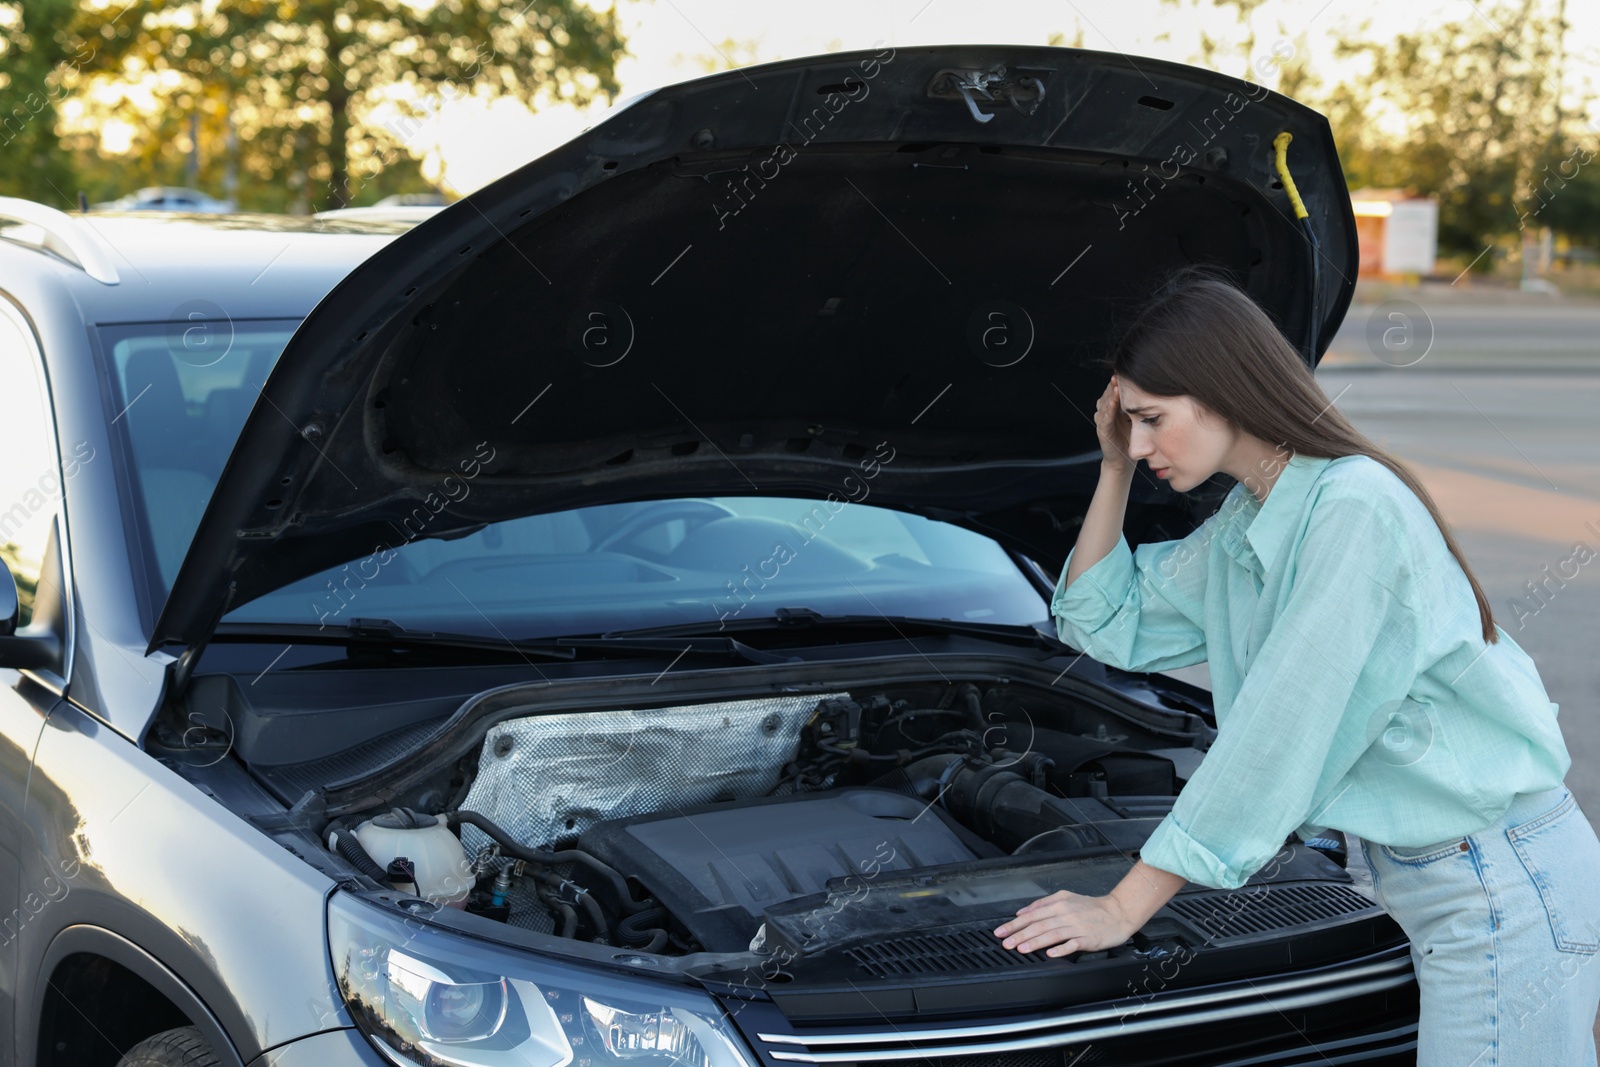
[930,64,1048,124]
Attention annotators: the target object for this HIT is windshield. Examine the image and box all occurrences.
[100,321,1049,641]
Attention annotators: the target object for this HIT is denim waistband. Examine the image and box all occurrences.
[1490,784,1569,830]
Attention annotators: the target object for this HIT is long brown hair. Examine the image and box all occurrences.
[1109,266,1498,644]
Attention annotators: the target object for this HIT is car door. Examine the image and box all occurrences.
[0,298,70,1065]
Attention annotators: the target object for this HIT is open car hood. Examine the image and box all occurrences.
[151,44,1357,652]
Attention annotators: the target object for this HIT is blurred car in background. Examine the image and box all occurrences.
[88,186,237,213]
[372,192,451,207]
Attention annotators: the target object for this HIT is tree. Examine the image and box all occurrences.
[64,0,626,212]
[1319,0,1591,261]
[1523,132,1600,249]
[1152,0,1315,99]
[0,0,79,199]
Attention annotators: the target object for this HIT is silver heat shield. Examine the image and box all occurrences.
[457,693,846,857]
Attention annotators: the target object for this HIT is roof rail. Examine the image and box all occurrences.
[0,197,120,285]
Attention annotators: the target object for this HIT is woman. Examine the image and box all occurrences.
[992,267,1600,1064]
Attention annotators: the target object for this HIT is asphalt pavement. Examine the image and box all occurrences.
[1321,297,1600,372]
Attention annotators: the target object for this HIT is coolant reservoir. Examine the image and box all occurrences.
[354,808,472,907]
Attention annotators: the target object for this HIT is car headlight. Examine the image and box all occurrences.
[328,893,755,1067]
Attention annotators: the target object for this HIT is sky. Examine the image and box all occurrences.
[416,0,1600,194]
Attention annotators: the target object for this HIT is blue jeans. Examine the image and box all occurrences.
[1359,785,1600,1066]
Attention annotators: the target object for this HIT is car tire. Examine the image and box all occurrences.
[116,1026,221,1067]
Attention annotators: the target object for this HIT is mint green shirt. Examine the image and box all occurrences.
[1051,452,1571,890]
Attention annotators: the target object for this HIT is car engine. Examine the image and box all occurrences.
[325,681,1209,956]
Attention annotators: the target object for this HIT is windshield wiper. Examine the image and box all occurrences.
[213,618,576,659]
[602,607,1063,649]
[210,618,801,665]
[554,634,800,665]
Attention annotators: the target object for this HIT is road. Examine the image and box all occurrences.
[1322,300,1600,370]
[1161,298,1600,1049]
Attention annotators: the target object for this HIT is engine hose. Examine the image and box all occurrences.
[877,707,968,743]
[960,683,986,732]
[818,738,900,762]
[617,905,666,938]
[821,733,981,766]
[533,870,611,941]
[577,888,609,938]
[331,828,393,887]
[534,884,581,939]
[617,905,669,948]
[900,752,1124,854]
[448,810,656,914]
[893,752,968,801]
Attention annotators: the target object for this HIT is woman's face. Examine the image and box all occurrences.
[1116,378,1240,492]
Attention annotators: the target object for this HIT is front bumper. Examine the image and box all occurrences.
[246,1028,387,1066]
[735,944,1419,1067]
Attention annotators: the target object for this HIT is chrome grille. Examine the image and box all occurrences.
[755,952,1414,1062]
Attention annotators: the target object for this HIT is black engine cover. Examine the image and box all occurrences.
[576,787,999,951]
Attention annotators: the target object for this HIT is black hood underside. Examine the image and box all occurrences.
[153,44,1357,651]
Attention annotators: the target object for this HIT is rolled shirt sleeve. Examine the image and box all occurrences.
[1051,504,1227,674]
[1137,493,1425,889]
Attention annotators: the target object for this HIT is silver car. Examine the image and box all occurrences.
[0,44,1413,1067]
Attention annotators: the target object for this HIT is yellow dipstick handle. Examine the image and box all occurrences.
[1272,131,1309,220]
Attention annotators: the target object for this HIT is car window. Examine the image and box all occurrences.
[0,306,65,629]
[98,320,294,592]
[226,495,1046,638]
[100,322,1049,641]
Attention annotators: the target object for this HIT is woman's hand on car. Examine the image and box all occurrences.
[993,889,1137,957]
[1095,375,1133,474]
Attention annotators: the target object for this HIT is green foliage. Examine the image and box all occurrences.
[1517,136,1600,246]
[61,0,626,212]
[0,0,81,199]
[1321,1,1593,259]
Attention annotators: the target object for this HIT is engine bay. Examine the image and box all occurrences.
[115,660,1419,1021]
[302,677,1374,977]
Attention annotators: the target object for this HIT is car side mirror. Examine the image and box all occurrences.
[0,560,16,637]
[0,531,63,671]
